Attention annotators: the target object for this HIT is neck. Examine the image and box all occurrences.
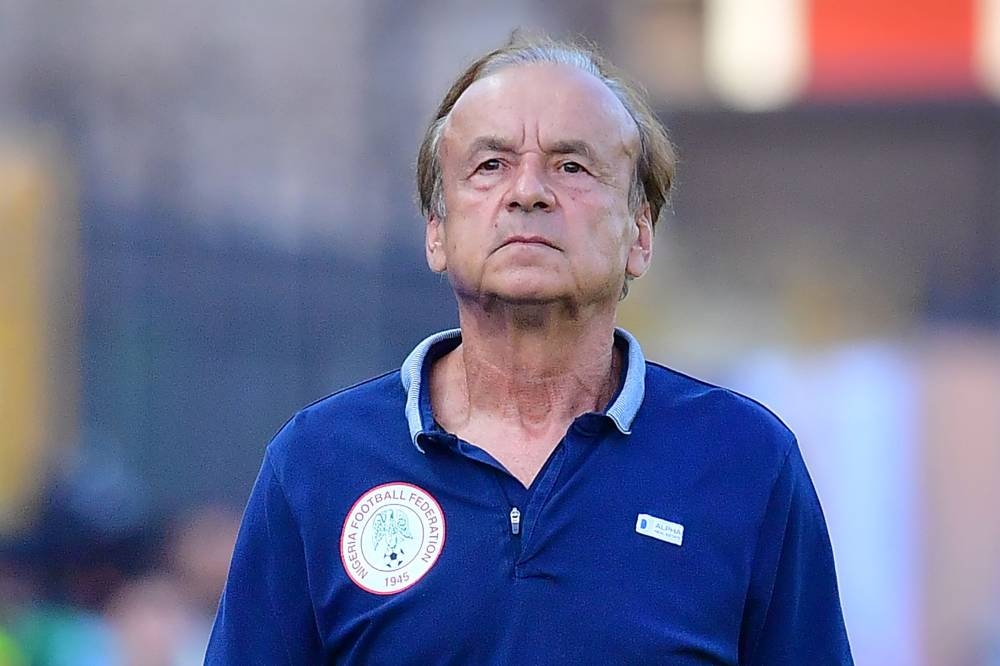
[436,300,622,436]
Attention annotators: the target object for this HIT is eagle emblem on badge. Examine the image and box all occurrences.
[371,508,414,568]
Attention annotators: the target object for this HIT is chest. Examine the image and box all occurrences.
[302,435,762,664]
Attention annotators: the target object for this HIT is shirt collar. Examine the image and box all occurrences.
[400,328,647,452]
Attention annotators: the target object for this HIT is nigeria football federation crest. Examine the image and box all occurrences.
[340,482,446,595]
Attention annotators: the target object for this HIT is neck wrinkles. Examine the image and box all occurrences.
[443,304,621,432]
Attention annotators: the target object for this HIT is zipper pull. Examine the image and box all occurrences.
[509,507,521,536]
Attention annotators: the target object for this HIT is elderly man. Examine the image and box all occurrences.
[207,36,852,664]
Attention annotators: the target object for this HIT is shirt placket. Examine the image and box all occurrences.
[439,432,573,575]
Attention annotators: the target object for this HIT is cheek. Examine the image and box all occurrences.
[449,190,506,233]
[572,199,632,255]
[442,219,489,270]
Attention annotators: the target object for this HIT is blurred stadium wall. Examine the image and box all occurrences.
[0,135,77,532]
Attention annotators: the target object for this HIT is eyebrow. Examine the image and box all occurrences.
[546,140,596,162]
[467,136,517,158]
[466,137,600,163]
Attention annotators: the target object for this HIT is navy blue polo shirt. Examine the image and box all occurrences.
[206,329,852,665]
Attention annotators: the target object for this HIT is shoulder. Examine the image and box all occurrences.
[264,370,408,477]
[638,361,797,472]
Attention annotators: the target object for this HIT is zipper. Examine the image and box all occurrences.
[509,507,521,536]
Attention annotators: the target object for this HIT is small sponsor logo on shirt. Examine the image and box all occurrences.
[340,482,446,595]
[635,513,684,547]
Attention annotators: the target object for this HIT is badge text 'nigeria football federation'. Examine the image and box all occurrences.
[340,482,446,594]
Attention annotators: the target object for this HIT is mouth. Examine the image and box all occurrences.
[499,235,560,250]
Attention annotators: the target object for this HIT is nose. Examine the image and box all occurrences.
[505,158,555,212]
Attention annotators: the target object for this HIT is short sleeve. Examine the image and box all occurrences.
[739,442,854,665]
[205,451,324,664]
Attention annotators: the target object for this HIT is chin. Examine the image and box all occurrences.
[482,276,568,304]
[488,289,565,306]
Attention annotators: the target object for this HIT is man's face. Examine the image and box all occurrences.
[426,63,653,309]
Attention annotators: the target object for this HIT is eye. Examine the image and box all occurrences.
[477,158,503,172]
[560,161,586,174]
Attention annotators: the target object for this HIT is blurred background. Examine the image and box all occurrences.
[1,0,999,664]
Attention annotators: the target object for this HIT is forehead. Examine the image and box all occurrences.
[442,63,639,160]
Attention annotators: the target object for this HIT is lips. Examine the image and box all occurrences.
[499,235,560,250]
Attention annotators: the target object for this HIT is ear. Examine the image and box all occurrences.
[426,213,448,273]
[625,202,653,279]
